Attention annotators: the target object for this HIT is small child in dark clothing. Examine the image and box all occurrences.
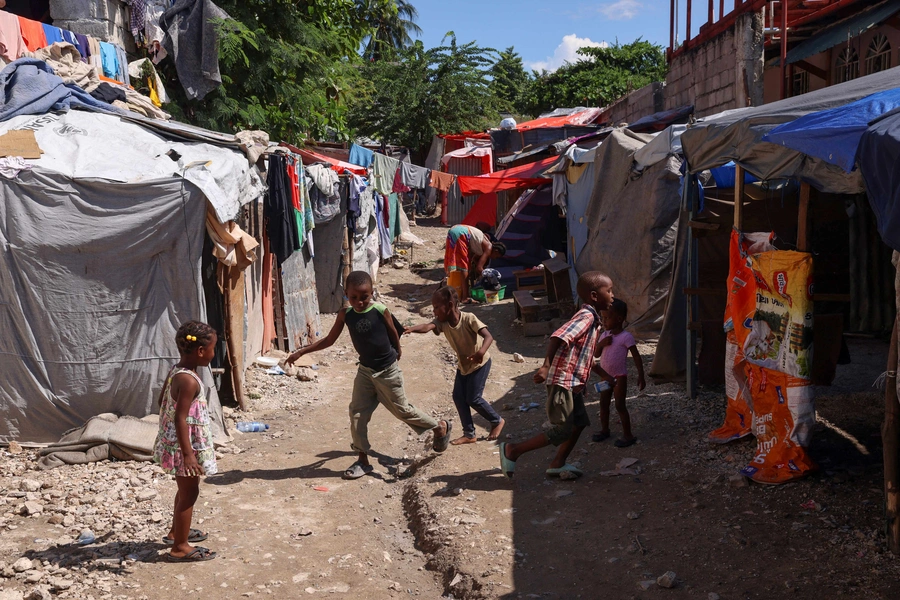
[287,271,451,479]
[405,286,505,445]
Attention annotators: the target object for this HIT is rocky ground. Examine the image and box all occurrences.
[2,218,900,599]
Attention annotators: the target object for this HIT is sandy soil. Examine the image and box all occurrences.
[2,218,900,600]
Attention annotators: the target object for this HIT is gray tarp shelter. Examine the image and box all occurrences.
[572,130,683,338]
[0,110,262,444]
[679,65,900,194]
[653,68,900,380]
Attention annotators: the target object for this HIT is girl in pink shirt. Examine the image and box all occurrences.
[592,299,645,447]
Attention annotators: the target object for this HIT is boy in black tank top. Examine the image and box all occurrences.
[287,271,452,479]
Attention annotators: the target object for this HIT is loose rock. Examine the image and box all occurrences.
[657,571,677,588]
[12,558,33,572]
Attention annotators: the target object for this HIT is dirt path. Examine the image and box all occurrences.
[3,219,900,600]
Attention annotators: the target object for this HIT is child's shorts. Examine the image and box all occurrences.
[545,384,590,446]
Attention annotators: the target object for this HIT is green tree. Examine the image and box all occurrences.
[159,0,367,142]
[349,35,502,158]
[357,0,423,62]
[521,38,667,116]
[489,46,531,113]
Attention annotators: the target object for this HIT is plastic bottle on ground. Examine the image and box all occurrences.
[236,422,269,433]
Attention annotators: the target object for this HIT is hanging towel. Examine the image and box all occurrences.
[99,42,119,79]
[159,0,228,100]
[348,143,374,168]
[18,17,46,52]
[115,45,130,85]
[391,167,410,194]
[0,12,26,63]
[41,24,64,46]
[428,170,455,192]
[399,162,429,189]
[73,34,90,63]
[371,152,399,196]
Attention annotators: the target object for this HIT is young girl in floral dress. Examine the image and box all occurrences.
[153,321,219,562]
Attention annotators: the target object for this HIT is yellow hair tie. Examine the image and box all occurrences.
[186,335,197,342]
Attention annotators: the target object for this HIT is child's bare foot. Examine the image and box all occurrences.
[451,436,476,445]
[487,418,505,441]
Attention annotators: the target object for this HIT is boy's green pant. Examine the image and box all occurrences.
[349,362,438,453]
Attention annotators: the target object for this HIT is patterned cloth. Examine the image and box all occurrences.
[547,305,602,389]
[444,225,484,273]
[153,366,218,477]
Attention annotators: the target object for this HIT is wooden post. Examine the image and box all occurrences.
[884,318,900,554]
[685,168,699,399]
[341,219,351,309]
[734,165,744,230]
[797,182,810,251]
[224,265,247,410]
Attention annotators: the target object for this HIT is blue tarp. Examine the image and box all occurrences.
[859,109,900,251]
[762,87,900,173]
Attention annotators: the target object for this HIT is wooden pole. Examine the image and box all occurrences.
[884,318,900,554]
[341,218,351,309]
[734,165,744,230]
[797,182,810,251]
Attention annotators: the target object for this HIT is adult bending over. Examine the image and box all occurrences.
[444,224,506,302]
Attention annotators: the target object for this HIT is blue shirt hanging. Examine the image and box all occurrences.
[98,42,118,79]
[41,24,64,46]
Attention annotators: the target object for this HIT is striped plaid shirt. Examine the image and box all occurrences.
[547,304,602,389]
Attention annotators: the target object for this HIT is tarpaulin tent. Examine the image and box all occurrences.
[763,88,900,173]
[0,109,264,444]
[457,155,558,196]
[572,130,682,338]
[679,65,900,193]
[859,108,900,252]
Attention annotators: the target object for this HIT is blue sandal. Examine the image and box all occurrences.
[499,442,516,479]
[545,464,583,478]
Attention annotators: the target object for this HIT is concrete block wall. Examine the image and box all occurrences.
[50,0,134,50]
[664,29,739,117]
[604,82,664,126]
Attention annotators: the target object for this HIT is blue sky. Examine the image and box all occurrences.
[412,0,672,72]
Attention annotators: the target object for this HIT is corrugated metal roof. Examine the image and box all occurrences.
[785,0,900,65]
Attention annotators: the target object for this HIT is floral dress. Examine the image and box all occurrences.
[153,366,218,477]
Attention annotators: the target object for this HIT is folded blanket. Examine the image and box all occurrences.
[38,412,159,470]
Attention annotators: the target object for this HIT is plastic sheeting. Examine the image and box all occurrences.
[0,110,264,223]
[762,87,900,173]
[0,169,214,443]
[679,66,900,192]
[573,130,682,337]
[859,108,900,252]
[457,155,558,195]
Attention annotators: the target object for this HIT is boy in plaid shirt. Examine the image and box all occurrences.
[499,272,613,479]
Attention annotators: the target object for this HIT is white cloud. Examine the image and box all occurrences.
[599,0,642,20]
[527,34,609,73]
